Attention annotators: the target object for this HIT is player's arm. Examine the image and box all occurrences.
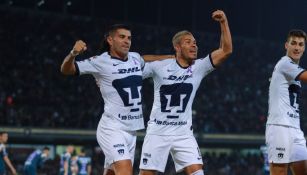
[297,70,307,82]
[3,156,17,175]
[210,10,233,67]
[61,40,87,75]
[63,160,69,175]
[87,164,92,175]
[142,55,175,62]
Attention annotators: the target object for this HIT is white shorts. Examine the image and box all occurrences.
[96,124,137,169]
[265,124,307,164]
[139,134,203,173]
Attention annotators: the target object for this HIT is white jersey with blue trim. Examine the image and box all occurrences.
[75,52,145,131]
[267,56,306,128]
[143,54,215,135]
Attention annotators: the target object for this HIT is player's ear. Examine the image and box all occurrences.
[107,36,113,47]
[285,42,288,50]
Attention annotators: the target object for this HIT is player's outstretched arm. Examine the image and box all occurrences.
[211,10,233,67]
[298,71,307,82]
[61,40,87,75]
[142,55,175,62]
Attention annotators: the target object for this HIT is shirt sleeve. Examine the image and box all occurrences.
[280,60,306,81]
[75,56,100,76]
[142,62,154,79]
[195,54,215,78]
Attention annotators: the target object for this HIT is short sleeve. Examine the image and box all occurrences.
[75,56,100,75]
[142,62,154,79]
[195,54,215,78]
[280,60,305,81]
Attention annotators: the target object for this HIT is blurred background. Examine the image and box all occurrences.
[0,0,307,174]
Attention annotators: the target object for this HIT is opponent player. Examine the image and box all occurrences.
[139,10,232,175]
[24,147,50,175]
[266,29,307,175]
[59,145,75,175]
[76,148,91,175]
[0,131,17,175]
[60,24,172,175]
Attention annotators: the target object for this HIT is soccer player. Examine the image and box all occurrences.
[139,10,232,175]
[266,29,307,175]
[0,131,17,175]
[260,145,270,175]
[76,148,91,175]
[60,24,172,175]
[59,145,75,175]
[24,147,50,175]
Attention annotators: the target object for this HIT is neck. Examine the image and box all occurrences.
[109,50,127,60]
[176,56,193,68]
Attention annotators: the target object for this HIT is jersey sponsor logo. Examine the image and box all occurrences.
[287,112,299,119]
[113,75,142,112]
[112,67,141,74]
[154,119,187,126]
[163,75,192,81]
[118,114,143,120]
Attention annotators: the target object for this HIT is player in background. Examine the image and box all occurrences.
[139,10,232,175]
[0,131,17,175]
[260,145,270,175]
[266,29,307,175]
[59,145,75,175]
[60,24,172,175]
[76,148,91,175]
[24,147,50,175]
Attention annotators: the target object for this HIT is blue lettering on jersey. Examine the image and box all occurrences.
[164,75,192,81]
[117,67,141,74]
[112,75,142,112]
[160,83,193,118]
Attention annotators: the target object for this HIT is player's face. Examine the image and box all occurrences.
[177,34,198,61]
[285,36,305,62]
[108,29,131,59]
[1,133,8,143]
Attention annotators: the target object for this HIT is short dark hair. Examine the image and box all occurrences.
[0,131,7,135]
[43,147,50,151]
[100,24,131,52]
[287,29,307,42]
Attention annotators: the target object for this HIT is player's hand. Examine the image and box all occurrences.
[212,10,227,23]
[71,40,87,56]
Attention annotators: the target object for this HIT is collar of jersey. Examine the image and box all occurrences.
[176,59,192,69]
[108,52,128,62]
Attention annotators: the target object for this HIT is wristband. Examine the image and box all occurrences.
[70,50,79,57]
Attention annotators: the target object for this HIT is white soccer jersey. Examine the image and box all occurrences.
[143,55,215,135]
[267,56,306,128]
[76,52,145,131]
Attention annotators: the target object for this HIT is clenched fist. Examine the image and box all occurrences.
[71,40,87,56]
[212,10,227,23]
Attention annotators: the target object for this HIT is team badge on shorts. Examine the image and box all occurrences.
[143,158,148,165]
[278,153,284,159]
[118,149,124,156]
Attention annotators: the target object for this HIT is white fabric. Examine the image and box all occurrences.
[76,52,145,131]
[96,120,137,168]
[139,134,203,172]
[266,124,307,163]
[267,56,305,128]
[142,55,215,136]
